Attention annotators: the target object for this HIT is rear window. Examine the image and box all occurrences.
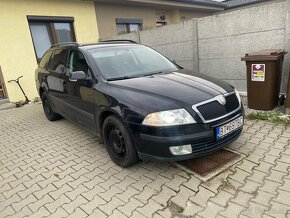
[48,49,68,73]
[39,51,52,68]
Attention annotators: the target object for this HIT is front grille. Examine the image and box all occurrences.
[196,94,240,121]
[190,128,242,157]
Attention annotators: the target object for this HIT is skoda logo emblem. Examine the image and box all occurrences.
[217,95,226,105]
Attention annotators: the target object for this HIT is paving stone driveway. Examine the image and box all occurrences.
[0,103,290,218]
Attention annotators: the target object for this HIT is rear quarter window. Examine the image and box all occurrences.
[39,51,52,68]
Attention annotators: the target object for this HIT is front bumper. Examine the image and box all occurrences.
[128,109,244,161]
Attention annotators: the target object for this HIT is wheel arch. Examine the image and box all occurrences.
[99,109,125,136]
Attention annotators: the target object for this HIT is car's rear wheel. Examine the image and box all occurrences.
[42,93,62,121]
[102,115,139,167]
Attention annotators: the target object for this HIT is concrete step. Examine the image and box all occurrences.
[0,102,15,111]
[0,98,10,105]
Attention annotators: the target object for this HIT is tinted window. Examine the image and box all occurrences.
[48,49,68,73]
[39,51,52,68]
[67,50,88,75]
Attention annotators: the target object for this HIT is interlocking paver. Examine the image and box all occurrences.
[110,209,127,218]
[7,206,33,218]
[170,185,194,208]
[198,201,224,218]
[18,183,42,200]
[219,202,246,218]
[66,208,87,218]
[99,197,125,215]
[87,208,107,218]
[265,201,290,218]
[151,186,176,206]
[118,197,144,216]
[134,186,157,204]
[229,168,251,183]
[266,170,287,184]
[0,194,21,212]
[45,194,71,213]
[136,199,163,218]
[251,190,275,207]
[0,206,15,218]
[46,207,69,218]
[49,184,74,201]
[28,194,54,213]
[116,186,140,203]
[131,176,153,191]
[80,195,106,215]
[12,194,37,212]
[210,190,234,207]
[273,190,290,207]
[147,175,170,191]
[98,185,123,201]
[165,175,187,192]
[231,191,254,207]
[27,206,51,218]
[62,195,88,214]
[81,184,105,201]
[239,179,261,194]
[189,186,215,207]
[182,175,201,192]
[3,184,25,199]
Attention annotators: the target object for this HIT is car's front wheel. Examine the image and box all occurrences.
[42,93,62,121]
[102,115,139,167]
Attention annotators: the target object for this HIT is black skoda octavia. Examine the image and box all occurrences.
[35,40,244,167]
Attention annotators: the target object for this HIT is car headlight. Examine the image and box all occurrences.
[235,89,241,104]
[142,109,196,126]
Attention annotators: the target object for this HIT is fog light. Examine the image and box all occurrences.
[170,144,192,155]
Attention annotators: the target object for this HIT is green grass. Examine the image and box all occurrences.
[246,111,290,125]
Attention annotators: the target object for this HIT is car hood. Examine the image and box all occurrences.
[108,71,234,107]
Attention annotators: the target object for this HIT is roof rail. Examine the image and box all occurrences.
[98,39,138,44]
[51,42,79,48]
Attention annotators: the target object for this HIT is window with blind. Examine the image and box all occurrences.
[27,16,76,61]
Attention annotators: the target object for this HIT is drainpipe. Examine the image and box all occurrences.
[285,71,290,114]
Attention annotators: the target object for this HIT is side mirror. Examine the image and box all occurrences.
[69,71,88,81]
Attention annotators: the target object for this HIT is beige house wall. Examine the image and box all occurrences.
[95,2,214,39]
[95,3,156,39]
[180,10,212,20]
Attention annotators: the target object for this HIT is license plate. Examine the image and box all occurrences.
[216,116,243,140]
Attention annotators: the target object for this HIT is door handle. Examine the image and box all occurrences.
[63,81,66,85]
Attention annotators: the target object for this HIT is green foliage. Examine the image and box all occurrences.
[246,111,290,125]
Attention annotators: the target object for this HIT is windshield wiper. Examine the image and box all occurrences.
[107,75,134,81]
[143,71,168,77]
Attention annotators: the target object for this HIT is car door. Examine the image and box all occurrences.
[63,49,95,132]
[46,49,68,114]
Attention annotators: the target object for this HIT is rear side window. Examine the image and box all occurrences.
[48,49,68,73]
[39,51,52,68]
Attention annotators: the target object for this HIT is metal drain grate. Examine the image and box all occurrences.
[178,149,240,177]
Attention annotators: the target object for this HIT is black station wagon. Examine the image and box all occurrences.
[35,40,244,167]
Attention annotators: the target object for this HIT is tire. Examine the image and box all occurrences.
[42,92,62,121]
[102,115,139,167]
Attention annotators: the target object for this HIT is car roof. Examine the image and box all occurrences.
[50,40,139,50]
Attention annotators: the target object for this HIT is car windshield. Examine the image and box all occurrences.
[88,45,179,80]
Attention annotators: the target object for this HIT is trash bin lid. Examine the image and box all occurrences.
[241,49,287,61]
